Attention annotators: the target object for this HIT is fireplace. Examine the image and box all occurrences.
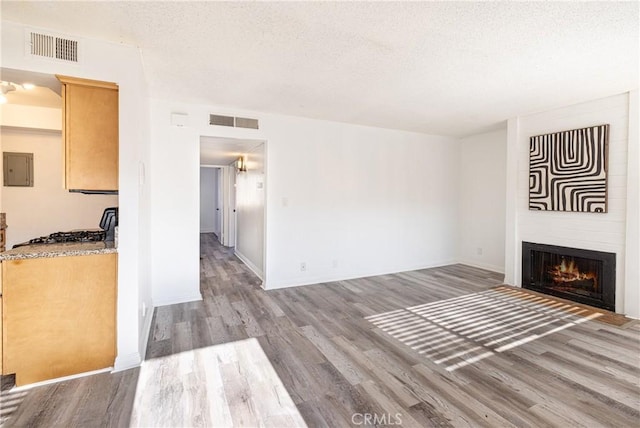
[522,242,615,311]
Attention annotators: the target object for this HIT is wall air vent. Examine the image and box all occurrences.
[209,114,259,129]
[235,117,259,129]
[209,114,235,127]
[28,30,79,63]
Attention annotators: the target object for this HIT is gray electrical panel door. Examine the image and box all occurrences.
[3,152,34,187]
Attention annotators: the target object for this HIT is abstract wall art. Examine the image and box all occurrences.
[529,124,609,213]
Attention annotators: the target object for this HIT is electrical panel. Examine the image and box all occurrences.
[3,152,34,187]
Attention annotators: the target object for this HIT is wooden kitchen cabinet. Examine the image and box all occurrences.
[1,253,117,386]
[56,75,119,192]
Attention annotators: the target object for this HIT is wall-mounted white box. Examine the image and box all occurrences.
[171,113,188,127]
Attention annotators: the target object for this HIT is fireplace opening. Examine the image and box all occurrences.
[522,242,615,311]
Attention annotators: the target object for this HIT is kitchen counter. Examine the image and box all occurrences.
[0,241,117,261]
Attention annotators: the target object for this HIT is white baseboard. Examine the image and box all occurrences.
[138,304,155,362]
[457,260,506,275]
[235,250,264,280]
[152,293,203,307]
[263,259,457,290]
[113,352,142,372]
[9,368,112,391]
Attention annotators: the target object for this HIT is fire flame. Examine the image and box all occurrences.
[549,258,597,286]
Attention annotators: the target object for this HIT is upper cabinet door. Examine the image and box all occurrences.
[57,75,119,192]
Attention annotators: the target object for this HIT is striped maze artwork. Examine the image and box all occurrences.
[529,124,609,213]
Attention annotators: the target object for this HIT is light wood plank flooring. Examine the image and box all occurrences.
[130,337,306,427]
[2,233,639,427]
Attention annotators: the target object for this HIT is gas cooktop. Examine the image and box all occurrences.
[13,230,106,248]
[11,207,118,250]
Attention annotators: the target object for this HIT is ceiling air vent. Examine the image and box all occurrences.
[28,31,79,62]
[209,114,259,129]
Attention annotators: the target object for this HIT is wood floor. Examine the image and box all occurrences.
[130,337,307,427]
[2,232,639,427]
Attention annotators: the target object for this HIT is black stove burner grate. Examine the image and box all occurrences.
[15,230,106,248]
[47,230,106,243]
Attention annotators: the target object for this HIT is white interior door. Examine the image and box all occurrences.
[215,168,223,243]
[228,167,237,247]
[219,166,237,248]
[200,167,216,234]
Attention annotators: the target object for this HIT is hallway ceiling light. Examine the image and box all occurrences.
[236,156,247,172]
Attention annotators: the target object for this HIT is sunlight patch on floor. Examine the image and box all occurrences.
[367,287,601,371]
[130,338,307,427]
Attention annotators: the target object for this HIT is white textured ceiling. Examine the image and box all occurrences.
[2,1,638,136]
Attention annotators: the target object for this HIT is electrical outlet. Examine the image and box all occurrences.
[332,259,338,268]
[476,247,483,256]
[300,262,307,272]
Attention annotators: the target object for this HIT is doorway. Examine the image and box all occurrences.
[199,166,222,240]
[199,136,266,281]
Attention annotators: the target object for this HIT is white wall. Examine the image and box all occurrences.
[625,90,639,320]
[504,92,639,317]
[1,128,118,248]
[0,104,61,130]
[264,116,459,289]
[235,144,265,278]
[149,111,201,306]
[457,129,507,273]
[1,20,152,369]
[150,99,460,304]
[199,167,218,233]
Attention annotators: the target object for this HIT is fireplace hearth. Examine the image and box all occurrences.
[522,242,615,311]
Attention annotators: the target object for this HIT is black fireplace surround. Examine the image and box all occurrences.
[522,242,615,311]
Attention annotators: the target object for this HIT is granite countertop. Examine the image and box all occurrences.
[0,241,117,261]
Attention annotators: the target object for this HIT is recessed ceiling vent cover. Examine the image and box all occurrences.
[28,31,79,62]
[209,114,259,129]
